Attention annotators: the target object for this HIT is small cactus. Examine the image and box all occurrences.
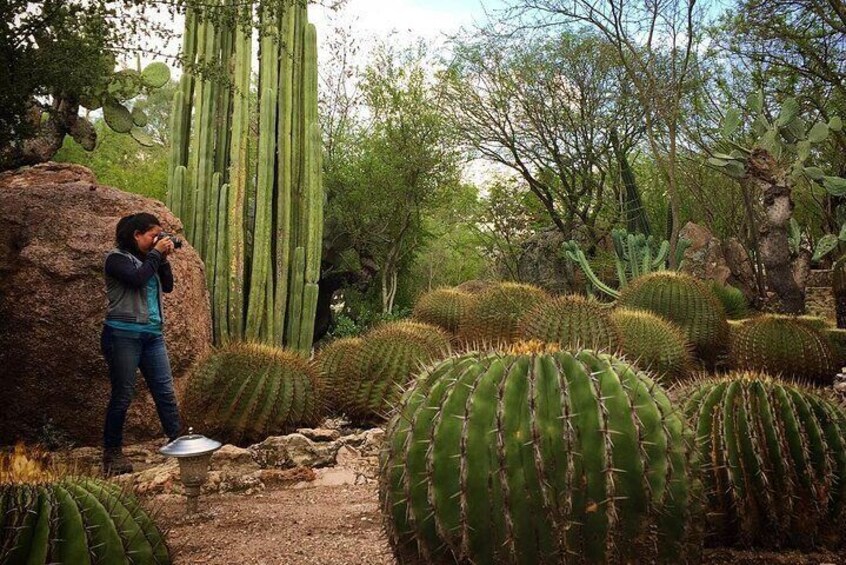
[683,373,846,549]
[412,288,475,334]
[516,294,621,351]
[380,345,703,564]
[730,315,835,385]
[184,342,322,444]
[458,282,548,345]
[0,445,170,563]
[611,308,692,381]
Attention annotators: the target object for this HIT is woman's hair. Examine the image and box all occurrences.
[115,213,161,252]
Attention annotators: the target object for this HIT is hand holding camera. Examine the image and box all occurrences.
[153,232,183,257]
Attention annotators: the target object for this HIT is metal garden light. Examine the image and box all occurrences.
[159,428,221,514]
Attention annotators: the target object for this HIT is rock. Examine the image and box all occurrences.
[211,445,255,470]
[296,428,341,442]
[341,428,384,457]
[309,467,358,487]
[249,434,340,469]
[335,445,360,466]
[679,222,757,300]
[507,227,589,294]
[258,467,316,486]
[0,163,212,446]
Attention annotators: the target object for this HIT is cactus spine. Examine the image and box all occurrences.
[169,0,323,353]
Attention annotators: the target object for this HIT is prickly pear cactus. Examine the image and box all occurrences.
[516,294,621,352]
[346,322,451,423]
[380,344,703,564]
[0,445,170,564]
[730,315,835,385]
[184,342,321,444]
[412,288,475,334]
[611,308,692,382]
[457,282,548,345]
[315,337,364,413]
[683,373,846,549]
[617,272,729,362]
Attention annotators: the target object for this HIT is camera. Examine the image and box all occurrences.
[154,232,183,249]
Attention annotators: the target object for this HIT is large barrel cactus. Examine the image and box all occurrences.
[346,321,451,422]
[458,282,548,345]
[516,294,621,351]
[0,446,170,564]
[412,288,475,334]
[617,272,729,361]
[315,337,364,413]
[683,373,846,549]
[380,345,703,564]
[453,279,493,294]
[184,342,321,443]
[611,308,692,382]
[730,315,835,385]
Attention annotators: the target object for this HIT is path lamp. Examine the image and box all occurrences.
[160,428,222,514]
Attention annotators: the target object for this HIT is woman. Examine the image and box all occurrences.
[101,212,182,476]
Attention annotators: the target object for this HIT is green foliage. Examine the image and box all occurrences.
[683,373,846,549]
[516,294,621,351]
[611,308,692,382]
[457,282,549,345]
[412,288,475,334]
[709,282,749,319]
[184,342,322,444]
[730,315,835,385]
[315,337,364,414]
[617,272,730,361]
[380,347,703,564]
[344,321,451,422]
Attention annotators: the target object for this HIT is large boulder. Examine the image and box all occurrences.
[679,221,757,300]
[0,162,211,445]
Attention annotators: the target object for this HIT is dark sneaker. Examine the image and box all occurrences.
[102,448,134,477]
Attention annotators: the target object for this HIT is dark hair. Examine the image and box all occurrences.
[115,213,161,253]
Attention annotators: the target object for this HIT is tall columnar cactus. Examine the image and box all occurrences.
[380,345,703,564]
[168,0,324,353]
[315,336,364,413]
[516,294,621,352]
[611,308,692,382]
[184,342,322,444]
[412,288,475,334]
[458,282,548,345]
[617,272,729,362]
[683,373,846,549]
[0,446,170,563]
[730,315,835,385]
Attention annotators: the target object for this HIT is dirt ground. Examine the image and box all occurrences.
[156,483,845,565]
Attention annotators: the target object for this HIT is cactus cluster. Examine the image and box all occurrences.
[730,315,835,385]
[683,373,846,549]
[168,0,323,353]
[0,445,170,563]
[457,282,548,345]
[516,294,620,351]
[611,308,692,381]
[380,346,703,564]
[184,343,321,444]
[412,288,474,334]
[617,271,729,362]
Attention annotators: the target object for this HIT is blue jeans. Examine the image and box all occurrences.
[101,325,182,449]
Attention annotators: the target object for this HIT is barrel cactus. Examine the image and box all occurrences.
[380,344,703,564]
[412,288,475,334]
[617,272,729,361]
[730,315,835,385]
[683,373,846,549]
[0,445,170,563]
[611,308,692,382]
[346,322,451,423]
[709,281,748,319]
[315,337,364,414]
[458,282,548,345]
[454,279,493,294]
[184,342,321,444]
[516,294,621,352]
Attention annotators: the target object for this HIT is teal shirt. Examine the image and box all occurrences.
[105,276,163,335]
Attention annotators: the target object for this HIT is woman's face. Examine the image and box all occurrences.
[134,225,163,254]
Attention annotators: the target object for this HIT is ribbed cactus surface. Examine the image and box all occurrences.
[380,345,703,564]
[617,272,729,361]
[185,342,321,444]
[709,282,749,320]
[315,337,363,414]
[516,294,621,351]
[458,282,548,345]
[412,288,475,334]
[346,322,451,423]
[611,308,692,381]
[0,447,170,564]
[683,373,846,549]
[453,279,493,294]
[730,315,835,385]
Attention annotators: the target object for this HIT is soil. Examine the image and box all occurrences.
[155,483,846,565]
